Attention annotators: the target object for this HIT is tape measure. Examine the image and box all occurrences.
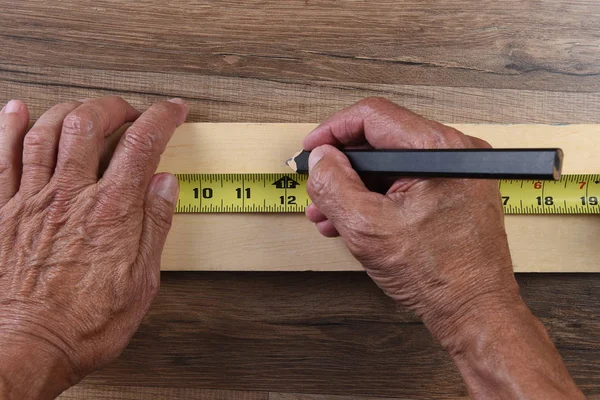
[174,173,600,214]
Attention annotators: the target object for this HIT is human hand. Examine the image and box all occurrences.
[303,97,520,347]
[304,98,586,399]
[0,97,188,399]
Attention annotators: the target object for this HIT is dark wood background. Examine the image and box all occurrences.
[1,1,598,398]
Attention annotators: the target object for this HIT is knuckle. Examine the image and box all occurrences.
[123,126,158,154]
[96,189,125,214]
[446,130,470,148]
[306,168,331,200]
[62,110,99,137]
[96,185,141,215]
[23,130,56,172]
[430,125,469,149]
[23,128,48,149]
[45,197,71,225]
[357,96,396,115]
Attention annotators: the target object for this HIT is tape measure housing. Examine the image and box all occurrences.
[175,173,600,215]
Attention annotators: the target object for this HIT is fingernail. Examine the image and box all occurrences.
[4,100,21,114]
[308,146,325,172]
[168,98,185,105]
[155,174,180,205]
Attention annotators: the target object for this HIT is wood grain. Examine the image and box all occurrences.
[1,0,599,397]
[75,272,599,398]
[59,385,267,400]
[269,394,463,400]
[156,123,600,272]
[2,65,600,125]
[2,1,600,91]
[270,394,600,400]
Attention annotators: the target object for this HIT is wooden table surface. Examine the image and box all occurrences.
[1,1,599,398]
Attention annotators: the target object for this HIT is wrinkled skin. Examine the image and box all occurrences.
[303,97,518,340]
[0,96,584,400]
[0,97,188,399]
[304,98,584,399]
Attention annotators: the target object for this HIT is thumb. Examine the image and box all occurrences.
[306,145,371,233]
[137,173,179,295]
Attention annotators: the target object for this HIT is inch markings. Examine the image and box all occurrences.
[174,174,600,214]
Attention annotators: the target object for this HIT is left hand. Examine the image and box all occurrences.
[0,97,188,399]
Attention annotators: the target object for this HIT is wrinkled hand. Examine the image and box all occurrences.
[0,97,188,399]
[304,98,520,349]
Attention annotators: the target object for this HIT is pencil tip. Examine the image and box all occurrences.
[286,150,302,172]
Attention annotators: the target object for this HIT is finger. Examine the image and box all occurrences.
[136,173,179,298]
[306,204,340,236]
[99,123,131,175]
[0,100,29,206]
[19,101,82,196]
[102,99,188,200]
[306,144,375,236]
[305,203,328,223]
[303,97,469,150]
[316,220,340,237]
[54,96,139,190]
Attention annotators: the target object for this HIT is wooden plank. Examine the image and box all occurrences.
[157,123,600,272]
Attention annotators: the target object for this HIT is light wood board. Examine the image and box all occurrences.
[157,123,600,272]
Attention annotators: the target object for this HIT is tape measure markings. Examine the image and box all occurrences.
[175,173,600,214]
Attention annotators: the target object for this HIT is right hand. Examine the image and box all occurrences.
[303,98,521,349]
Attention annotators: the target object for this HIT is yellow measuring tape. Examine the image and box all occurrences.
[175,174,600,214]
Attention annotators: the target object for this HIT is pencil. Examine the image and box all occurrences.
[286,148,563,180]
